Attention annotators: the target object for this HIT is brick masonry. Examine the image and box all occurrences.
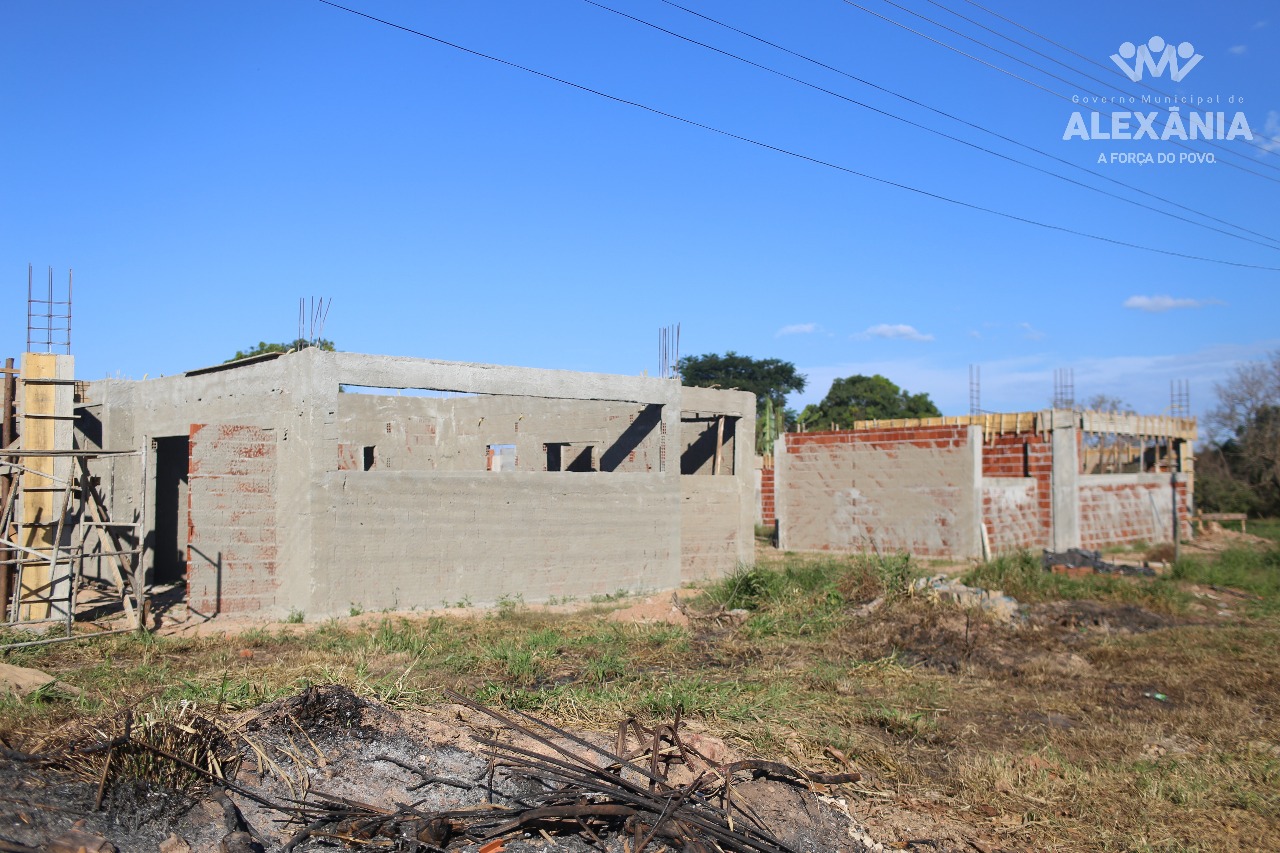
[1078,475,1191,549]
[760,466,775,526]
[769,421,1191,557]
[777,426,979,558]
[187,423,279,616]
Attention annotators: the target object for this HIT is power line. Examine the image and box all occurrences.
[653,0,1280,249]
[312,0,1280,272]
[837,0,1280,185]
[928,0,1280,164]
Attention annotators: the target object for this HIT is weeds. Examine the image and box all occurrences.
[1172,546,1280,606]
[962,550,1190,612]
[3,537,1279,850]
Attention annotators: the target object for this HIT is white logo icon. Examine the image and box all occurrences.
[1111,37,1202,82]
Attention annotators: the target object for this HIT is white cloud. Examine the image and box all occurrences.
[1123,295,1221,312]
[1229,44,1248,55]
[859,323,933,342]
[1253,20,1268,30]
[775,322,818,337]
[796,339,1280,423]
[1019,322,1045,341]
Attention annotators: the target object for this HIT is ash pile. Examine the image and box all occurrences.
[0,685,882,852]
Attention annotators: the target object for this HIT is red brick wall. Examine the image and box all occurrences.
[980,432,1052,551]
[187,424,279,616]
[760,466,775,526]
[787,425,971,452]
[1078,477,1192,549]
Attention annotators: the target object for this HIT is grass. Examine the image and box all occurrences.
[1172,546,1280,614]
[962,549,1192,612]
[2,537,1279,850]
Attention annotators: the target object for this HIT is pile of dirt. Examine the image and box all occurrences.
[1183,524,1273,554]
[0,686,893,853]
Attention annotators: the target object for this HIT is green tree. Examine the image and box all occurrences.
[678,352,806,454]
[227,338,335,363]
[678,351,806,416]
[799,374,941,430]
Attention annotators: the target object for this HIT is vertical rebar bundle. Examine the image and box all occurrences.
[26,265,72,354]
[658,323,681,380]
[1053,368,1075,410]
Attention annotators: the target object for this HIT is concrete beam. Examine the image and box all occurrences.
[331,351,680,405]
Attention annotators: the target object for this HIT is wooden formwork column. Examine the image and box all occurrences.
[18,353,74,621]
[0,358,14,615]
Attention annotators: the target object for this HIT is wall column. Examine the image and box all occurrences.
[1050,410,1080,552]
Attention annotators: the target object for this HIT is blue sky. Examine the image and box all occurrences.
[2,1,1276,424]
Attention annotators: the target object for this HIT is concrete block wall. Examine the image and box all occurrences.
[335,394,664,474]
[87,350,756,619]
[315,471,679,613]
[776,425,981,559]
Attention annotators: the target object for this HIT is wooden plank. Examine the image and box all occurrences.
[19,354,59,620]
[713,415,724,476]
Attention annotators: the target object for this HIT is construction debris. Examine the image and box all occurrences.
[1042,548,1156,578]
[0,686,874,852]
[911,576,1021,623]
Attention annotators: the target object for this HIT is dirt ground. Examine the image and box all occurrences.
[2,530,1278,851]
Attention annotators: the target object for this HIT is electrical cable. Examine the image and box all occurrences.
[651,0,1280,249]
[313,0,1280,272]
[925,0,1280,165]
[836,0,1280,184]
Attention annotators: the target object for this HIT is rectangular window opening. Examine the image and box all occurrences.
[362,446,377,471]
[487,443,517,472]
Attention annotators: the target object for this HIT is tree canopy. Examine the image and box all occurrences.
[1198,350,1280,516]
[799,374,941,430]
[678,351,806,415]
[226,338,335,363]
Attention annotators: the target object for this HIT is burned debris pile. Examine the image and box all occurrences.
[0,686,872,852]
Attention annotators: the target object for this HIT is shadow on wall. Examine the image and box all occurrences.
[187,545,222,618]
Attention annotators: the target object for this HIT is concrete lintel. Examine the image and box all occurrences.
[330,351,680,405]
[679,386,755,418]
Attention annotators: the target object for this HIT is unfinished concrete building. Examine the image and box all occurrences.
[767,411,1195,558]
[78,349,755,619]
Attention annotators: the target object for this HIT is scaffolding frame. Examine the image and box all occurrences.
[1,446,147,647]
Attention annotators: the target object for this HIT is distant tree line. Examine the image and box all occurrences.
[678,352,939,453]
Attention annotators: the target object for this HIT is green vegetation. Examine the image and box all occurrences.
[962,550,1190,612]
[677,351,806,419]
[3,538,1279,849]
[1198,349,1280,517]
[799,373,941,430]
[226,338,335,363]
